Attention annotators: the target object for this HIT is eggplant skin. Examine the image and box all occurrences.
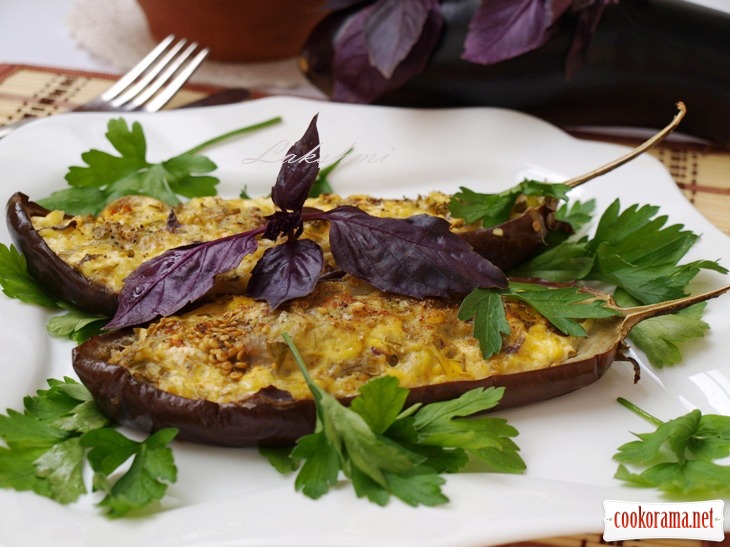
[73,331,316,447]
[72,329,623,447]
[6,192,118,315]
[458,201,566,272]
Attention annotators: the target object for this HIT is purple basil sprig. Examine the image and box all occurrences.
[106,114,507,330]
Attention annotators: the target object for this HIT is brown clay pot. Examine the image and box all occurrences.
[137,0,329,62]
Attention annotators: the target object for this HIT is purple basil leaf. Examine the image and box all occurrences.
[462,0,553,66]
[106,230,261,329]
[564,1,615,79]
[270,115,320,212]
[332,2,443,103]
[247,239,324,309]
[325,206,507,298]
[327,0,368,9]
[364,0,435,79]
[552,0,573,20]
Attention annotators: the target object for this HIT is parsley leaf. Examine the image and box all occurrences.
[33,437,87,504]
[459,282,620,358]
[458,288,510,358]
[0,378,178,516]
[396,386,525,474]
[613,398,730,495]
[0,378,109,504]
[545,199,596,247]
[555,198,595,233]
[350,375,408,435]
[510,241,594,281]
[613,289,710,367]
[0,244,110,343]
[310,147,353,197]
[449,180,570,228]
[37,116,282,216]
[0,244,59,308]
[515,199,727,303]
[284,334,435,506]
[264,334,524,507]
[510,200,726,365]
[46,307,108,344]
[508,282,620,337]
[586,200,727,304]
[81,428,178,518]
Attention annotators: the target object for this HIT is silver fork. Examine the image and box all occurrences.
[0,35,209,138]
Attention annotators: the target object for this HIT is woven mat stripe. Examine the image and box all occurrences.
[0,64,224,122]
[0,63,223,92]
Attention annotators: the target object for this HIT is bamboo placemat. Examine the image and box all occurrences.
[0,63,224,119]
[0,63,727,547]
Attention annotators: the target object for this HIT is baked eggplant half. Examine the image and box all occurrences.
[74,277,728,448]
[7,191,564,316]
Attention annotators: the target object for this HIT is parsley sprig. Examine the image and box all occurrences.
[510,199,727,365]
[514,200,727,301]
[449,180,570,228]
[612,290,710,367]
[459,282,621,359]
[0,378,178,517]
[37,116,282,216]
[261,334,524,506]
[0,243,108,343]
[613,398,730,495]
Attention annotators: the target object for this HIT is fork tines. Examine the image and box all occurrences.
[79,35,210,113]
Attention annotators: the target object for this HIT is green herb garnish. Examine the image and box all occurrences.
[510,199,727,365]
[0,243,58,308]
[613,398,730,495]
[261,334,524,507]
[613,289,710,367]
[449,180,570,228]
[310,146,353,197]
[38,116,282,215]
[0,243,108,343]
[459,282,620,358]
[0,378,178,516]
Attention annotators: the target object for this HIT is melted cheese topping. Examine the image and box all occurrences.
[108,277,578,403]
[32,193,459,294]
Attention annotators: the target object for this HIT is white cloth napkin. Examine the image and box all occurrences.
[66,0,318,92]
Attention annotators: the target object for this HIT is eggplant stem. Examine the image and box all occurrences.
[616,283,730,334]
[563,102,687,189]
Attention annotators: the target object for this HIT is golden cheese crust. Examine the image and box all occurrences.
[31,192,459,295]
[108,276,578,403]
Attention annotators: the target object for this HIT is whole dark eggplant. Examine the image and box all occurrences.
[301,0,730,146]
